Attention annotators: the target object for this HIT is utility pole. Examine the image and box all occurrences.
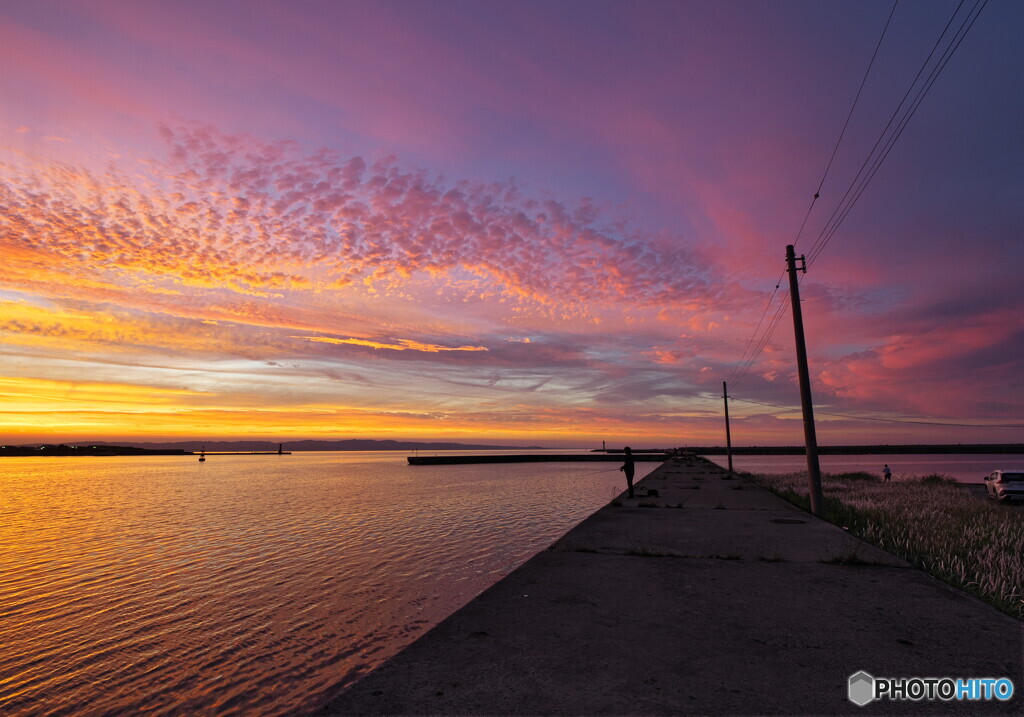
[786,245,824,517]
[722,381,733,473]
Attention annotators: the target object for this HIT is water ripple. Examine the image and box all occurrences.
[0,452,651,715]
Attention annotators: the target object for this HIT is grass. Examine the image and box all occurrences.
[747,470,1024,619]
[819,545,883,566]
[920,473,957,486]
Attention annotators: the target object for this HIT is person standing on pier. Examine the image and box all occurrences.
[620,446,635,498]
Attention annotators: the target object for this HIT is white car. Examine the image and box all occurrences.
[984,470,1024,503]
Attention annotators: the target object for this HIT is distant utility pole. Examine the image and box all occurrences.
[786,245,824,517]
[722,381,733,473]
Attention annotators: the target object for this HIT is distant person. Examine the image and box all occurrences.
[620,446,635,498]
[883,464,892,482]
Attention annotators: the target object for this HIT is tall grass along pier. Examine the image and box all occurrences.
[320,455,1022,715]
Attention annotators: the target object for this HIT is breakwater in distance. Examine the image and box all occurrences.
[690,443,1024,455]
[408,453,668,465]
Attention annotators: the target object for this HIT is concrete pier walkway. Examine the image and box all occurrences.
[319,457,1023,715]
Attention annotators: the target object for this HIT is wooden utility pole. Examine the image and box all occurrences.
[722,381,733,473]
[785,245,824,517]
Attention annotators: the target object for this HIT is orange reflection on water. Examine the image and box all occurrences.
[0,453,648,715]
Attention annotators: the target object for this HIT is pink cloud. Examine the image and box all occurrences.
[2,124,730,324]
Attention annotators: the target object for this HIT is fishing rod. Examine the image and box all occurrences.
[583,465,624,474]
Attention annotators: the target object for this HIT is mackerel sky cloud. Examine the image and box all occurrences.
[0,0,1021,446]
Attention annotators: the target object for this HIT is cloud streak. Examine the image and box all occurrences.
[299,336,488,353]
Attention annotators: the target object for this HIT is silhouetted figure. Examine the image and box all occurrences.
[620,446,635,498]
[883,464,891,481]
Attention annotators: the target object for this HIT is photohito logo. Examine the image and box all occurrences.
[848,671,1014,706]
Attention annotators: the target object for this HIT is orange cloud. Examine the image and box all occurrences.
[0,376,211,422]
[298,336,487,353]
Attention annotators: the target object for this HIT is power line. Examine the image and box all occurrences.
[730,396,1024,428]
[806,0,989,266]
[727,1,990,395]
[793,1,899,249]
[725,261,785,371]
[811,0,900,207]
[729,1,991,390]
[806,0,969,263]
[730,267,825,390]
[728,287,791,389]
[726,276,784,386]
[729,2,898,389]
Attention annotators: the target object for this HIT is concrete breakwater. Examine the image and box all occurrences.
[320,455,1022,715]
[407,453,667,465]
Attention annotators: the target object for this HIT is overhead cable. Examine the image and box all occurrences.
[806,0,989,266]
[795,0,900,248]
[729,2,900,389]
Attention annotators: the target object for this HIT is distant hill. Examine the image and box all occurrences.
[71,439,546,452]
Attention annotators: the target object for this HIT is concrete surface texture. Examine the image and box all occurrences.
[318,457,1023,716]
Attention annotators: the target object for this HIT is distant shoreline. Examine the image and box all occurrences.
[0,445,192,457]
[2,442,1022,458]
[0,439,546,457]
[689,444,1024,455]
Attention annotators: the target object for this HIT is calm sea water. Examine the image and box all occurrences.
[704,453,1024,483]
[0,450,653,716]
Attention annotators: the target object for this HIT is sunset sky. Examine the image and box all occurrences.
[1,0,1021,447]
